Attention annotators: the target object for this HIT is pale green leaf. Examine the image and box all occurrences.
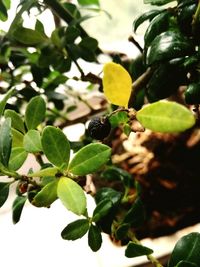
[8,147,28,171]
[136,101,195,133]
[57,177,86,215]
[32,180,58,207]
[0,117,12,166]
[28,167,58,178]
[5,109,25,133]
[41,126,70,168]
[0,88,15,118]
[12,128,24,147]
[23,130,42,153]
[68,143,111,176]
[25,96,46,130]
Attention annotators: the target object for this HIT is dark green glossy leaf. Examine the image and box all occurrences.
[168,232,200,267]
[123,198,145,227]
[185,83,200,104]
[144,0,175,5]
[146,31,193,66]
[57,177,86,215]
[0,118,12,166]
[77,0,99,6]
[32,180,58,207]
[101,166,133,187]
[61,219,89,240]
[177,2,197,36]
[88,224,102,252]
[65,26,80,43]
[0,182,10,207]
[92,199,113,222]
[68,143,111,176]
[136,101,195,133]
[4,109,25,133]
[41,126,70,168]
[0,88,15,118]
[115,223,130,240]
[144,11,170,47]
[8,147,28,171]
[25,96,46,130]
[95,187,122,205]
[175,261,197,267]
[125,242,153,258]
[13,27,47,45]
[23,130,42,153]
[79,37,98,51]
[133,9,162,33]
[12,195,27,224]
[146,60,187,102]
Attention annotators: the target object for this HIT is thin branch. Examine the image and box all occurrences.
[128,67,153,108]
[128,36,143,54]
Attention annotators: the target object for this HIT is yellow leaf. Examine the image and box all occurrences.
[102,62,132,107]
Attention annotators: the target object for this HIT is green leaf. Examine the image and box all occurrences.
[13,27,47,45]
[23,130,42,153]
[175,261,197,267]
[77,0,99,6]
[0,118,12,166]
[144,11,170,48]
[41,126,70,168]
[12,128,24,148]
[64,26,80,43]
[32,180,58,207]
[0,88,15,118]
[57,177,86,215]
[79,37,98,51]
[28,167,58,178]
[0,182,10,207]
[0,0,8,21]
[109,111,129,128]
[123,198,145,227]
[146,31,193,66]
[12,195,27,224]
[35,19,46,36]
[125,242,153,258]
[4,109,25,133]
[8,147,28,171]
[61,219,89,240]
[144,0,175,5]
[92,199,113,222]
[115,223,130,240]
[95,187,122,206]
[88,224,102,252]
[25,96,46,130]
[133,9,162,33]
[68,143,111,176]
[136,101,195,133]
[168,232,200,267]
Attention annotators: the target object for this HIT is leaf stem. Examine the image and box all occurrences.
[192,0,200,35]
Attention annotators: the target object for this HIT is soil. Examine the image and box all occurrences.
[110,127,200,240]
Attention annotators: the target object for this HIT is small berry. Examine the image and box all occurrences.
[88,117,111,140]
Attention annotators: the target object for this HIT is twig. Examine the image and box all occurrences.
[128,67,153,108]
[128,36,143,54]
